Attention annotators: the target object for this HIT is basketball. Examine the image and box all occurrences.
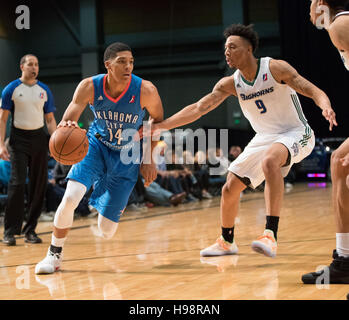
[49,126,89,165]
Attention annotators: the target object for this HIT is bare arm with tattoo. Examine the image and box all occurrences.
[269,59,337,131]
[144,76,236,136]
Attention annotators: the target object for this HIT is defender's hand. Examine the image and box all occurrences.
[136,119,163,141]
[322,108,337,131]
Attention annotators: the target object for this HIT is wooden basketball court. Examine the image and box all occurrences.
[0,183,348,300]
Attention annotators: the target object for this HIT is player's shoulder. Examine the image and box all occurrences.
[212,75,236,96]
[217,75,235,87]
[141,79,159,96]
[269,58,289,70]
[330,13,349,30]
[269,59,297,76]
[329,15,349,42]
[78,77,94,91]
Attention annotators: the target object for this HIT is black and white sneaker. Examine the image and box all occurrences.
[302,250,349,284]
[35,248,63,274]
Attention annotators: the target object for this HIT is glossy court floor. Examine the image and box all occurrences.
[0,182,348,300]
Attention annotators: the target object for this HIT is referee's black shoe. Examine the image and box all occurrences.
[2,234,16,246]
[25,231,42,244]
[302,250,349,284]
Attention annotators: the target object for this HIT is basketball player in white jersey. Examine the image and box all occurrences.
[140,24,337,258]
[302,0,349,284]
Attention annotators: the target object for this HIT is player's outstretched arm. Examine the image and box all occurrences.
[137,77,235,141]
[155,76,235,132]
[59,78,94,128]
[270,59,337,131]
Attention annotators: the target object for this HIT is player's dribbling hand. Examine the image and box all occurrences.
[140,163,157,187]
[57,120,86,133]
[322,108,338,131]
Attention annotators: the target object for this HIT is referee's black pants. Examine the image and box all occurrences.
[4,127,48,236]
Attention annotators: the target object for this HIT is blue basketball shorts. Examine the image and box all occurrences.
[67,134,141,223]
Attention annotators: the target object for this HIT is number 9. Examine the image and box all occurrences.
[255,100,267,114]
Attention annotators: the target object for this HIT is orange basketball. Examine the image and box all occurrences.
[49,126,89,165]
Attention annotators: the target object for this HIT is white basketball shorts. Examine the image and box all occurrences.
[228,127,315,188]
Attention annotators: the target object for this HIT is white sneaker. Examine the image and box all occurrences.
[200,236,238,257]
[202,190,213,199]
[35,249,63,274]
[251,229,277,258]
[39,213,54,222]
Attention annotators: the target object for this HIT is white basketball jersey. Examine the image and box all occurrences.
[334,11,349,71]
[233,57,311,135]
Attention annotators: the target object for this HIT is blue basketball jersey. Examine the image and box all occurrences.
[88,74,145,150]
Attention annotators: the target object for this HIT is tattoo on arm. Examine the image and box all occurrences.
[289,75,315,98]
[277,61,317,98]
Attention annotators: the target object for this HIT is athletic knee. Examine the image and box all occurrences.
[331,150,348,177]
[262,157,280,175]
[62,193,80,210]
[222,181,240,199]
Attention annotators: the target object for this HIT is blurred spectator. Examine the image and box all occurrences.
[207,148,229,188]
[184,150,212,199]
[42,162,92,221]
[154,142,187,198]
[126,174,148,211]
[0,156,10,213]
[167,152,199,202]
[193,150,212,199]
[228,145,242,163]
[144,180,186,207]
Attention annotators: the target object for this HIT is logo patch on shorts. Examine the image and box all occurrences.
[291,142,299,157]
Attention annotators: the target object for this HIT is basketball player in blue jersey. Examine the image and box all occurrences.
[140,24,337,259]
[302,0,349,284]
[35,42,164,274]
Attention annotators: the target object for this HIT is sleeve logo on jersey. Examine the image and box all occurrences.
[263,73,268,81]
[39,92,44,99]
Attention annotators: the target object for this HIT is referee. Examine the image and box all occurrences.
[0,54,57,246]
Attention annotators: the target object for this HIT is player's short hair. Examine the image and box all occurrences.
[324,0,349,10]
[223,24,259,53]
[104,42,132,62]
[20,54,38,65]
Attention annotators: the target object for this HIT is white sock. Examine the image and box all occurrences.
[51,234,66,249]
[336,233,349,258]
